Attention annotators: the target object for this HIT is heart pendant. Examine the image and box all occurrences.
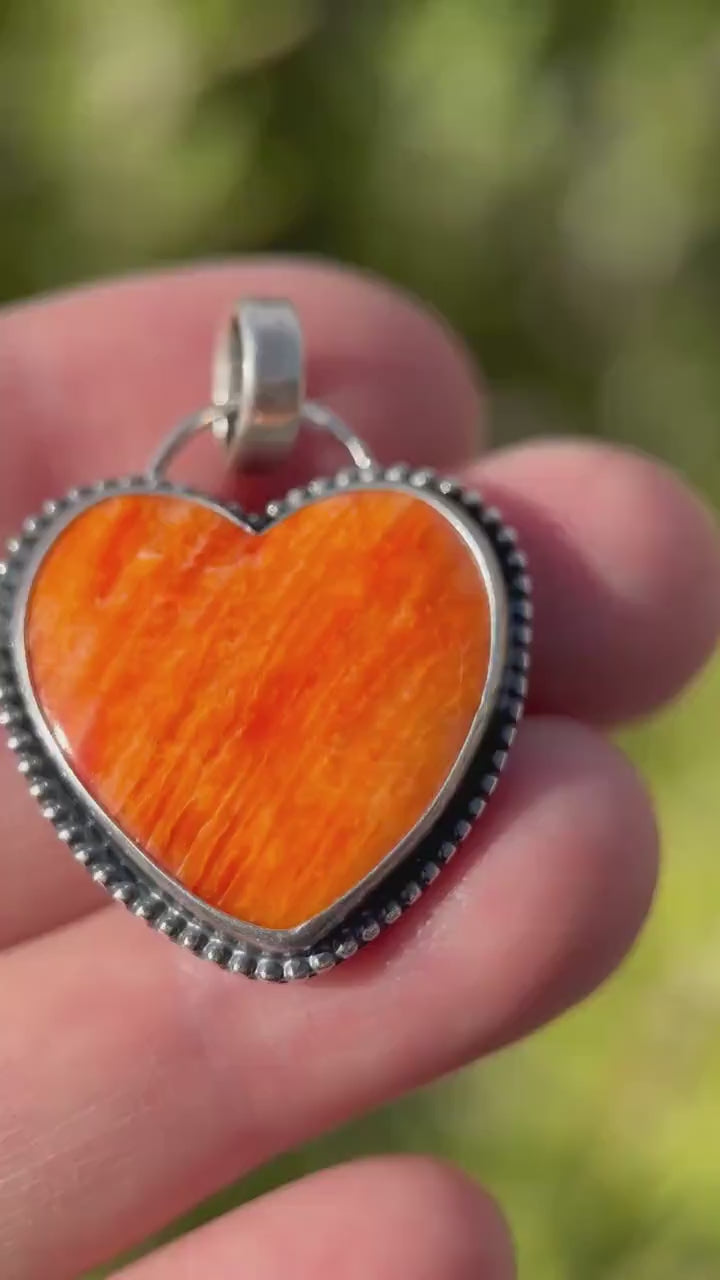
[0,301,530,979]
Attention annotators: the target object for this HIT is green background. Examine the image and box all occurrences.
[2,2,719,1275]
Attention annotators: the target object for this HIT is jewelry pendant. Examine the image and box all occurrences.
[0,299,531,980]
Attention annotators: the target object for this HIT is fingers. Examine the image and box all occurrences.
[2,434,716,948]
[0,259,482,537]
[0,718,656,1280]
[116,1158,514,1280]
[475,439,720,723]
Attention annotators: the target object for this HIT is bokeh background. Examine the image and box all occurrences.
[2,2,719,1276]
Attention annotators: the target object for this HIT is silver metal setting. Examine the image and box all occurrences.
[149,297,375,480]
[0,467,531,981]
[147,400,376,482]
[212,297,304,468]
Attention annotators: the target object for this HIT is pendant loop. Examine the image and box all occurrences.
[147,296,377,481]
[212,298,304,469]
[146,407,221,481]
[302,401,376,471]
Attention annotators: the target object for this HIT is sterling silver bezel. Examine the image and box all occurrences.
[0,466,532,981]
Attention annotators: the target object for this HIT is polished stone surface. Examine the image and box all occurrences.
[26,489,491,929]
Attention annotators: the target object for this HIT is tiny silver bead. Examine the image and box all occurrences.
[400,881,421,906]
[204,938,229,964]
[179,925,204,951]
[385,464,409,483]
[334,934,358,961]
[157,909,183,936]
[112,882,137,905]
[90,863,114,886]
[510,648,531,672]
[40,800,65,820]
[463,490,483,509]
[28,778,52,799]
[507,549,528,570]
[133,894,162,920]
[513,598,534,622]
[255,956,284,982]
[359,917,381,943]
[228,947,252,973]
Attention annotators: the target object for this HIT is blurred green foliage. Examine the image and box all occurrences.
[2,2,718,1276]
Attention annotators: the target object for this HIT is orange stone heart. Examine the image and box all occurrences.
[24,488,492,931]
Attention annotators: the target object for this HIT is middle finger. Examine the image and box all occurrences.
[0,717,656,1280]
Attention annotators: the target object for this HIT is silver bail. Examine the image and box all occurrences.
[211,298,304,469]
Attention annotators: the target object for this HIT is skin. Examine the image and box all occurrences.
[0,259,719,1280]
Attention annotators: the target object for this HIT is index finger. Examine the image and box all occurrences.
[0,259,483,533]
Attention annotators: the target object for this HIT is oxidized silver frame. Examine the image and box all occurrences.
[0,464,531,981]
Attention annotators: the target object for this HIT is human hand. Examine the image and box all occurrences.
[2,260,719,1280]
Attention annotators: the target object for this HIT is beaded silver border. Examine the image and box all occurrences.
[0,466,531,980]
